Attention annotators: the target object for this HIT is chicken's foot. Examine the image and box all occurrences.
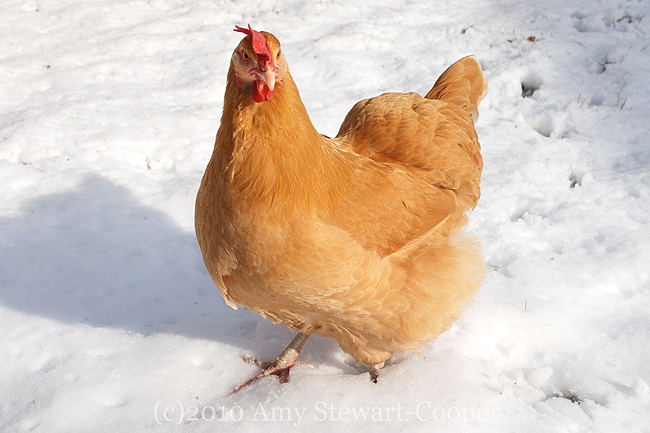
[230,332,311,394]
[369,361,385,383]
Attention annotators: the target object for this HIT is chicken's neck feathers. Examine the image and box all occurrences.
[213,64,352,218]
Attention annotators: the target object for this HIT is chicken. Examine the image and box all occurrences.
[195,24,487,392]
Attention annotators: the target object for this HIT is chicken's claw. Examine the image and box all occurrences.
[369,361,385,383]
[230,332,311,394]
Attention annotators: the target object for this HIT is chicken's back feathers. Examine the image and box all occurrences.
[336,56,485,216]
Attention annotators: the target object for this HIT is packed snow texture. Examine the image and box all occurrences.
[1,0,649,431]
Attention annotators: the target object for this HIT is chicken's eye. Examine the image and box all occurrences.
[276,50,282,59]
[241,51,250,61]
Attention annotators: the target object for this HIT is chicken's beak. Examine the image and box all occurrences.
[257,67,276,91]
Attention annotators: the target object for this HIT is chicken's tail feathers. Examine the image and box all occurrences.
[425,55,487,122]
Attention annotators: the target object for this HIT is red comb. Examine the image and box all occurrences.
[234,24,271,65]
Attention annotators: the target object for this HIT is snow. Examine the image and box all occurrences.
[1,0,649,431]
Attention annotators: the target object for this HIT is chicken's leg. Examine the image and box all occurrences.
[230,332,311,394]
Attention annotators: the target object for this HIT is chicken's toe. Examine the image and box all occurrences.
[230,332,311,394]
[369,361,385,383]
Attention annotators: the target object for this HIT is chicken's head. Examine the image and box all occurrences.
[232,24,287,103]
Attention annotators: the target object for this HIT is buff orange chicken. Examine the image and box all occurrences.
[195,24,487,393]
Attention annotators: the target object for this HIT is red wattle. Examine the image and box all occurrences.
[252,80,273,103]
[252,80,265,103]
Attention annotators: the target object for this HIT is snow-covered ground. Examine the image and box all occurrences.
[2,0,649,431]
